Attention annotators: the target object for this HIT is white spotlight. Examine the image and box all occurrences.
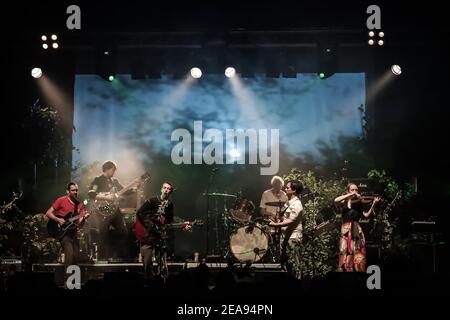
[190,67,202,79]
[379,31,385,37]
[42,43,49,49]
[391,65,402,75]
[225,67,236,78]
[368,31,375,37]
[41,35,47,41]
[52,42,59,49]
[31,67,42,78]
[51,34,58,40]
[368,39,374,45]
[378,39,384,46]
[229,149,241,158]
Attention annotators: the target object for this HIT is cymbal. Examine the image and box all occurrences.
[265,201,286,207]
[202,192,237,197]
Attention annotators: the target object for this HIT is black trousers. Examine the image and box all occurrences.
[140,241,168,280]
[98,210,129,260]
[60,233,79,271]
[140,244,154,280]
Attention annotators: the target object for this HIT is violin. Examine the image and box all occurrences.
[350,194,381,204]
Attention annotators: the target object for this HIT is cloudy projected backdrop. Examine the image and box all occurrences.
[73,73,365,177]
[73,73,365,254]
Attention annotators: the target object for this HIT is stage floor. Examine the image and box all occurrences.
[31,262,284,286]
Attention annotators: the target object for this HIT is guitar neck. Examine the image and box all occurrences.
[165,220,201,228]
[114,173,149,197]
[166,222,187,228]
[67,214,83,223]
[117,182,136,197]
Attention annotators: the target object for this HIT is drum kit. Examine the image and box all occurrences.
[203,192,286,264]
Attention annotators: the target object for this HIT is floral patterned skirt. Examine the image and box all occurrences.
[338,221,366,272]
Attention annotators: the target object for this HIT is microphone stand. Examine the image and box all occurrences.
[205,168,217,256]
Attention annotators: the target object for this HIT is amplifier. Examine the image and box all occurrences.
[0,257,22,274]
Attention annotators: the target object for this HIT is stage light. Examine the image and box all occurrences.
[31,67,42,78]
[391,65,402,75]
[190,67,202,79]
[108,75,115,81]
[378,40,384,46]
[230,149,241,158]
[319,72,325,79]
[225,67,236,78]
[379,31,384,37]
[368,31,375,37]
[41,33,59,50]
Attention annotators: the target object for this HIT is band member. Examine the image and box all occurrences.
[334,183,381,272]
[136,182,190,280]
[46,182,87,272]
[269,181,303,278]
[88,161,129,261]
[259,176,288,222]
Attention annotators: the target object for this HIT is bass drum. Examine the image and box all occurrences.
[229,224,268,263]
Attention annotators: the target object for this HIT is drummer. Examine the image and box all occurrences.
[259,176,288,224]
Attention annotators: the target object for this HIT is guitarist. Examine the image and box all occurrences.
[268,181,304,278]
[88,161,129,261]
[46,182,87,272]
[136,182,190,280]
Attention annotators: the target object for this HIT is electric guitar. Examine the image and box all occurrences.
[47,212,90,240]
[135,217,203,243]
[90,172,150,217]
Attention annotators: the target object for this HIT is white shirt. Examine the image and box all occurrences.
[259,189,288,219]
[281,196,303,240]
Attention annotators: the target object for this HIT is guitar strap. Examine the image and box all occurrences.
[73,198,79,217]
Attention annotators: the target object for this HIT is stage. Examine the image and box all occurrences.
[1,2,450,309]
[31,262,284,287]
